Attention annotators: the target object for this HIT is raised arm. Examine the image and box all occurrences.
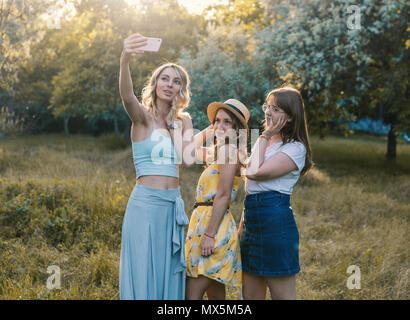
[119,34,150,125]
[246,152,298,180]
[245,114,288,178]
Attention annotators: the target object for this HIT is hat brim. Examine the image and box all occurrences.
[207,102,249,131]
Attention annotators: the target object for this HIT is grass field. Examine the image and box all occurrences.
[0,133,409,299]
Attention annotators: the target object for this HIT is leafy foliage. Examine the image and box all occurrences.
[0,0,408,157]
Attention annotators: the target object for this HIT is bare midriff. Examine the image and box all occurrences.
[136,175,179,190]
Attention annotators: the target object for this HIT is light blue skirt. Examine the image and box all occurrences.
[119,185,188,300]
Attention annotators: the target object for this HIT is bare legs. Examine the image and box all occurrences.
[186,273,295,300]
[242,272,267,299]
[242,272,296,300]
[186,275,226,300]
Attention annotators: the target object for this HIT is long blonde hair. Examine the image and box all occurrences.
[141,63,190,121]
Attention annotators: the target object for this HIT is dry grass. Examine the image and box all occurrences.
[0,133,409,299]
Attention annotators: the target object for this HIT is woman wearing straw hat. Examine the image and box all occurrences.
[185,99,250,300]
[239,86,313,300]
[119,33,195,300]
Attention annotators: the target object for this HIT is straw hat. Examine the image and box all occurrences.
[207,99,250,131]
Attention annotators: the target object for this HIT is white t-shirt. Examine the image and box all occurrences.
[245,139,306,195]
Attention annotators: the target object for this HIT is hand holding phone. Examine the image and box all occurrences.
[123,34,162,58]
[138,37,162,52]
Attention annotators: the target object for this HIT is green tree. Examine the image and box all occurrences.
[180,28,267,131]
[357,0,409,160]
[2,0,206,136]
[16,33,61,133]
[47,11,96,135]
[0,0,55,126]
[256,0,409,160]
[205,0,268,33]
[181,0,272,130]
[255,0,364,136]
[47,0,204,136]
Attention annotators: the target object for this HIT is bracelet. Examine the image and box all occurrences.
[204,233,215,239]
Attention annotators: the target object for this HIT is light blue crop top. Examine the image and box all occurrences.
[131,122,179,179]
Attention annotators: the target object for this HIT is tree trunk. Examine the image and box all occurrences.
[63,116,70,136]
[386,123,396,161]
[113,115,120,136]
[8,87,16,125]
[378,103,383,120]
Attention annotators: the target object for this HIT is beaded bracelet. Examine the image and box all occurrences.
[204,233,215,239]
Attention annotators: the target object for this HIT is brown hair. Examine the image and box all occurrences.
[264,86,313,176]
[141,63,190,121]
[208,108,248,167]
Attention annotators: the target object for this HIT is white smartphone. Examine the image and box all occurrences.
[139,37,162,52]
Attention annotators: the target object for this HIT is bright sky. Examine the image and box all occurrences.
[178,0,229,15]
[42,0,230,29]
[125,0,229,15]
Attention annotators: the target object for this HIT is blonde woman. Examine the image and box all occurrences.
[185,99,249,300]
[119,33,195,300]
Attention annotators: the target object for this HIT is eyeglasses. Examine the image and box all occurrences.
[262,103,285,113]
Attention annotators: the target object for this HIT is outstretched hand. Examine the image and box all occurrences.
[122,33,148,59]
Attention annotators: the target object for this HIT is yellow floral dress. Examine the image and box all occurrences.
[185,163,242,287]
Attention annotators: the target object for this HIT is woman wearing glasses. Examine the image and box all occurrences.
[239,86,313,300]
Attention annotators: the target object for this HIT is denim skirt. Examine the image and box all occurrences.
[241,191,300,277]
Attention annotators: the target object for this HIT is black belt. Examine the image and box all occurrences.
[193,201,213,208]
[193,201,230,210]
